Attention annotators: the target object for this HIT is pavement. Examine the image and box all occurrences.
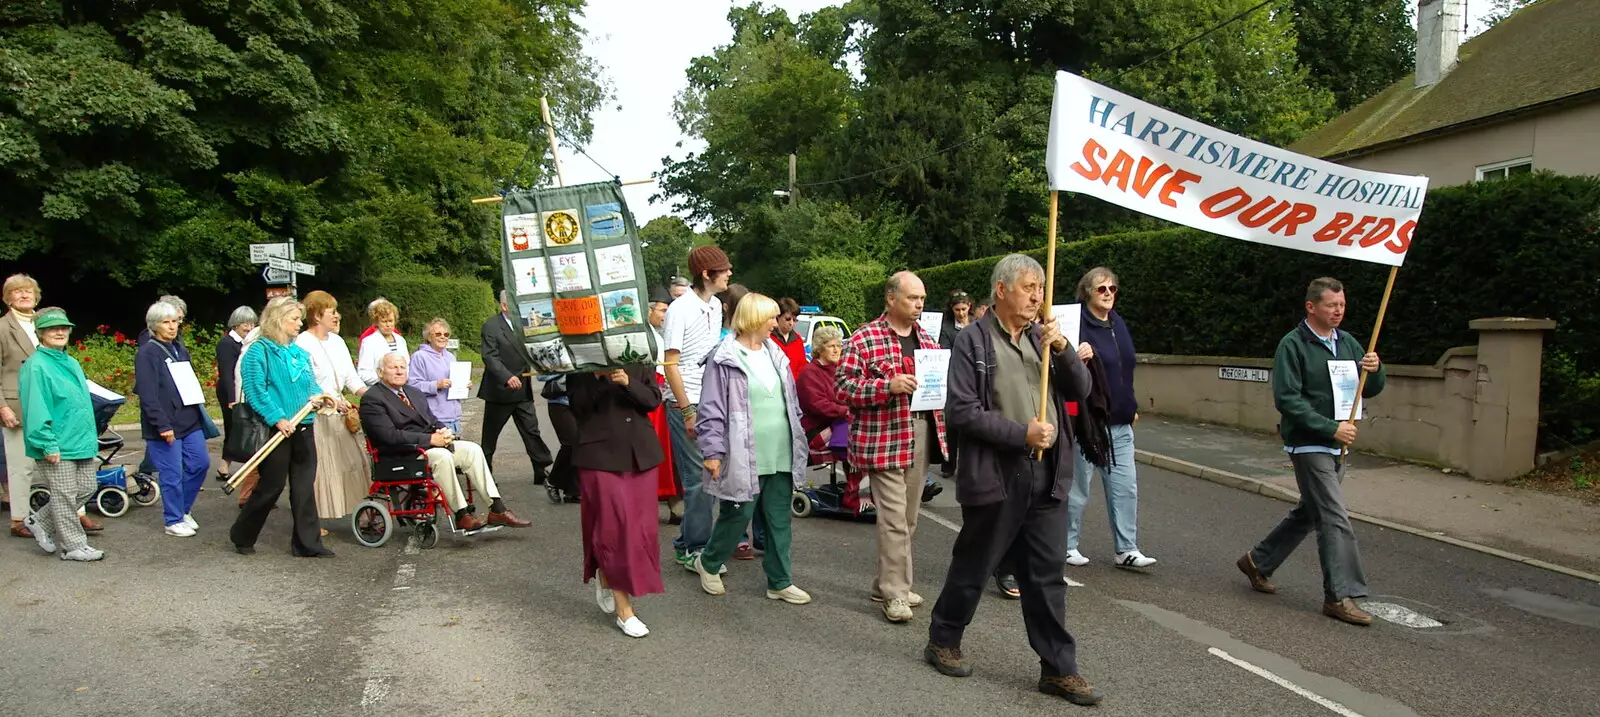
[3,399,1600,716]
[1134,416,1600,579]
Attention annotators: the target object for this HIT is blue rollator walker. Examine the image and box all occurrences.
[29,385,160,518]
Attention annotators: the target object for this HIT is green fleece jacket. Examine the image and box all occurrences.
[20,346,98,460]
[1273,322,1386,450]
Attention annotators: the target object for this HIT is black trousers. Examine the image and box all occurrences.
[230,425,324,553]
[479,399,553,473]
[928,455,1079,677]
[546,403,579,494]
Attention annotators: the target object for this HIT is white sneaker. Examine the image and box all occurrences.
[25,513,55,554]
[165,522,196,537]
[182,514,198,530]
[595,580,616,614]
[61,546,105,562]
[692,554,726,596]
[882,597,913,623]
[615,615,649,638]
[1116,550,1157,569]
[1066,549,1090,566]
[766,585,812,605]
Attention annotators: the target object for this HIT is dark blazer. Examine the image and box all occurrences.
[478,312,534,404]
[566,367,663,474]
[134,339,203,440]
[216,332,244,406]
[360,383,446,458]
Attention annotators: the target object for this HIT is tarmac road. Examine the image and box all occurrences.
[2,399,1597,716]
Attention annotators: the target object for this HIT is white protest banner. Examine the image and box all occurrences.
[1046,72,1429,267]
[911,349,951,412]
[917,311,944,341]
[1051,304,1081,349]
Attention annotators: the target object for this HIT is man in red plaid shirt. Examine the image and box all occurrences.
[836,270,947,624]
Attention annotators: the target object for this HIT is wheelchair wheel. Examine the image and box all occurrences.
[28,485,50,513]
[791,491,814,519]
[352,499,395,548]
[417,522,439,549]
[129,474,161,507]
[95,487,130,518]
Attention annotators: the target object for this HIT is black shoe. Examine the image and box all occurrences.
[215,470,230,483]
[234,544,256,555]
[294,547,336,558]
[921,480,943,503]
[995,573,1020,599]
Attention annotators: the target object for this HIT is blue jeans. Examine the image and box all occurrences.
[148,430,210,527]
[1066,423,1140,554]
[443,420,462,435]
[667,405,713,554]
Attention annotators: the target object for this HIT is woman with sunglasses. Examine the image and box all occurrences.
[407,318,469,435]
[1065,267,1156,569]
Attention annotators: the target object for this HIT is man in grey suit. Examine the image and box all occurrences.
[478,290,552,482]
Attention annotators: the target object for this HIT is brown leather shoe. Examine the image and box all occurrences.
[1039,674,1104,706]
[10,521,32,539]
[487,509,531,528]
[80,515,103,533]
[923,643,972,677]
[458,512,486,531]
[1237,553,1277,594]
[1323,597,1374,626]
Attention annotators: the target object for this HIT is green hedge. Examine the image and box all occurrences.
[798,256,886,327]
[369,274,498,350]
[908,172,1600,448]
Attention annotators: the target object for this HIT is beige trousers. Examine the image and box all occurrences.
[868,418,931,602]
[5,425,34,523]
[424,441,500,513]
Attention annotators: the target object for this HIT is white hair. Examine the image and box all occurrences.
[989,254,1044,303]
[145,301,181,333]
[379,352,408,370]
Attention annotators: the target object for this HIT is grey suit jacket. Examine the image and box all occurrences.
[0,311,37,413]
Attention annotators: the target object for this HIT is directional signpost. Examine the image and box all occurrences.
[250,239,314,297]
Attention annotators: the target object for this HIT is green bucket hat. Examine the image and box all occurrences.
[33,308,74,331]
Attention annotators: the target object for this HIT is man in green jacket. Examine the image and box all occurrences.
[20,308,104,561]
[1237,277,1385,626]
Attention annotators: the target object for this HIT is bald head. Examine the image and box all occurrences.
[884,270,926,325]
[378,351,409,389]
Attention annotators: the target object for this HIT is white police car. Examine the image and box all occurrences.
[794,306,851,359]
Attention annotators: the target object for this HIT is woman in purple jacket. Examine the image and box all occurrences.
[1066,267,1156,569]
[407,319,469,434]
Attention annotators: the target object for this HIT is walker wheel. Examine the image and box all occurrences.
[417,522,439,549]
[94,487,129,518]
[28,485,50,513]
[352,499,395,548]
[791,491,814,518]
[129,475,161,507]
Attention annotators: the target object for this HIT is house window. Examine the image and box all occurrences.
[1476,158,1533,181]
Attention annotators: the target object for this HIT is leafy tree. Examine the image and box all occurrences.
[639,216,699,288]
[1287,0,1415,110]
[1483,0,1540,28]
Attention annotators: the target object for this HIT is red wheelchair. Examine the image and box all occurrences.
[351,442,503,549]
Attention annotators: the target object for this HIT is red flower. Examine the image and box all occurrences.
[98,324,110,332]
[82,356,91,363]
[113,332,127,343]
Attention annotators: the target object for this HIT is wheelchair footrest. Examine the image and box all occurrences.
[457,524,506,538]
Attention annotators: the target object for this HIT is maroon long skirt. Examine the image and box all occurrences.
[579,467,665,597]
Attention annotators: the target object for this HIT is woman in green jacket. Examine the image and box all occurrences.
[19,308,103,561]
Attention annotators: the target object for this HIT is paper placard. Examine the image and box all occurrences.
[917,311,943,340]
[910,348,951,412]
[1050,304,1082,349]
[86,380,123,402]
[167,361,206,406]
[447,361,472,400]
[1327,360,1364,420]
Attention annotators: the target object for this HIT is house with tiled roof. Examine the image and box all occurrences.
[1291,0,1600,185]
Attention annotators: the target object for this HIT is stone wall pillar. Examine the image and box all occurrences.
[1467,317,1556,482]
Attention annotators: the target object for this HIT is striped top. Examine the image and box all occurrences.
[661,290,722,405]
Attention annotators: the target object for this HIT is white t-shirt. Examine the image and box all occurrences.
[17,313,37,347]
[357,331,408,387]
[661,291,721,405]
[295,331,365,396]
[651,325,666,376]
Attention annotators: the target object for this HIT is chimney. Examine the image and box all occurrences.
[1416,0,1464,88]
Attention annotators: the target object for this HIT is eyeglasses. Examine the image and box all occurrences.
[1095,285,1119,296]
[432,332,451,338]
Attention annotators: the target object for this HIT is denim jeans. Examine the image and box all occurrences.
[147,430,210,527]
[1249,452,1368,603]
[667,405,713,554]
[1066,423,1140,554]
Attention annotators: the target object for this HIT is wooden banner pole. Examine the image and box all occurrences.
[1035,190,1060,460]
[221,398,323,495]
[540,96,566,188]
[1342,265,1399,457]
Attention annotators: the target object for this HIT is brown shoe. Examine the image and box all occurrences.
[1323,597,1374,626]
[923,643,972,677]
[458,512,487,531]
[1237,553,1277,594]
[80,515,103,533]
[10,521,32,539]
[1039,674,1104,706]
[487,510,530,528]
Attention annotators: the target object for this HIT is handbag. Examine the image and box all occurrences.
[223,402,271,462]
[198,409,221,440]
[343,407,362,434]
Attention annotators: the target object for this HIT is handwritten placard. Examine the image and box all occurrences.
[553,296,604,335]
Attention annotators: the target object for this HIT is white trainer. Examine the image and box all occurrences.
[165,522,196,538]
[615,615,649,638]
[693,554,726,596]
[883,597,913,623]
[871,591,923,608]
[1066,549,1090,567]
[1116,550,1157,569]
[25,513,56,554]
[183,514,198,530]
[61,546,105,562]
[595,580,616,614]
[766,585,812,605]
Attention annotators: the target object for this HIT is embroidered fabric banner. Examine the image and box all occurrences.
[498,181,656,374]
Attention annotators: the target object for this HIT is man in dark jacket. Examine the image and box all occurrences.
[477,290,552,482]
[1238,277,1386,626]
[923,254,1102,707]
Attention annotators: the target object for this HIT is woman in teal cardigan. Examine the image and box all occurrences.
[227,297,332,557]
[19,308,103,561]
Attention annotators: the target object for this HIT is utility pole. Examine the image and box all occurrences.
[788,152,797,205]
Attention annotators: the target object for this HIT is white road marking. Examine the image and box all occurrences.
[1207,647,1366,717]
[393,563,415,590]
[1357,601,1443,628]
[359,675,389,708]
[923,509,1086,587]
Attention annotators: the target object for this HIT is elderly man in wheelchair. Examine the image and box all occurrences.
[359,353,531,532]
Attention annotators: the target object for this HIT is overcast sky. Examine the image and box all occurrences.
[560,0,1505,228]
